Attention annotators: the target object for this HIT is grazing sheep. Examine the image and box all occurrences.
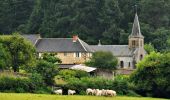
[106,90,116,97]
[68,89,76,95]
[86,88,93,95]
[101,89,107,96]
[54,89,62,95]
[96,89,102,96]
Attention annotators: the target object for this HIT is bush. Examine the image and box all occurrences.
[58,76,137,96]
[58,69,89,79]
[0,74,50,93]
[0,76,32,93]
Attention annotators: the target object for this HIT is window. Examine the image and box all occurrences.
[128,62,131,68]
[132,40,135,47]
[64,53,67,56]
[140,55,143,60]
[120,61,124,68]
[75,52,81,58]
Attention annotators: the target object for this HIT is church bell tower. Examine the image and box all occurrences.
[128,13,144,49]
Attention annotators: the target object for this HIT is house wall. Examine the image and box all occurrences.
[117,56,134,69]
[39,52,92,64]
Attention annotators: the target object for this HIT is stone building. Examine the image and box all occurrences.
[22,13,146,74]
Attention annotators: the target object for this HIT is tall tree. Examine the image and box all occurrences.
[0,0,34,34]
[0,33,36,72]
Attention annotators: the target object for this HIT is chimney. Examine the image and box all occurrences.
[72,35,78,42]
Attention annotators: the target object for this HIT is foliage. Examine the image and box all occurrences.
[35,60,58,85]
[0,34,36,72]
[58,69,89,79]
[58,75,136,96]
[85,51,118,70]
[144,43,155,54]
[0,0,35,34]
[130,52,170,98]
[0,43,11,70]
[42,53,62,64]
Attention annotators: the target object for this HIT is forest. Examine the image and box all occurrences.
[0,0,170,51]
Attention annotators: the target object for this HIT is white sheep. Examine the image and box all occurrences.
[106,90,116,97]
[86,88,93,95]
[95,89,102,96]
[101,89,107,96]
[54,89,62,95]
[68,89,76,95]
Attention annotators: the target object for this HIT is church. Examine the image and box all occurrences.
[23,13,146,74]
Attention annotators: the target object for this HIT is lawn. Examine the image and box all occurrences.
[0,93,168,100]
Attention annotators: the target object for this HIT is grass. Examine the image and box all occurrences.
[0,93,168,100]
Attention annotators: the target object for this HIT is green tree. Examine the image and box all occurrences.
[0,0,34,34]
[130,52,170,98]
[35,60,58,85]
[0,43,11,70]
[151,28,170,51]
[42,53,62,64]
[85,51,118,70]
[144,43,155,54]
[0,33,36,72]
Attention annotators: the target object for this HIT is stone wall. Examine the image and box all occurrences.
[39,52,92,64]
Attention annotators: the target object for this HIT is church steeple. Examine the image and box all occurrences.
[129,13,143,38]
[129,13,144,49]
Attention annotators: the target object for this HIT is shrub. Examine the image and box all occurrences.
[0,74,50,93]
[58,76,137,96]
[58,69,89,79]
[35,60,58,85]
[0,76,31,93]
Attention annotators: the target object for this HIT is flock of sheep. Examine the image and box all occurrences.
[54,88,116,97]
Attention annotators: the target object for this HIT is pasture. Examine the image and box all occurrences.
[0,93,168,100]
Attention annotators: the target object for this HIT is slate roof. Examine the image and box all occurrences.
[129,13,144,38]
[36,38,93,52]
[90,45,136,57]
[22,34,40,45]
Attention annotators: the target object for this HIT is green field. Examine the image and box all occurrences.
[0,93,168,100]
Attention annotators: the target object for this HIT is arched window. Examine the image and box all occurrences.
[120,61,124,68]
[140,55,143,60]
[128,62,131,68]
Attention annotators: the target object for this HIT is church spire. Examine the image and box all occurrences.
[129,13,143,38]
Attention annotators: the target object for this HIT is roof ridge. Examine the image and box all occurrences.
[78,39,87,52]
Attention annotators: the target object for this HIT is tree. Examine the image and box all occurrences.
[130,52,170,98]
[35,60,58,86]
[0,33,36,72]
[42,53,62,64]
[85,51,118,70]
[0,0,35,34]
[144,43,155,54]
[151,28,170,51]
[0,43,11,70]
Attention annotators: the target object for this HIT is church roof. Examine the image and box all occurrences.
[36,38,93,52]
[90,45,136,57]
[129,13,144,38]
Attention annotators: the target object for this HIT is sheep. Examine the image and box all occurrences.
[68,89,76,95]
[106,90,116,97]
[95,89,102,96]
[86,88,93,95]
[101,89,107,96]
[54,89,62,95]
